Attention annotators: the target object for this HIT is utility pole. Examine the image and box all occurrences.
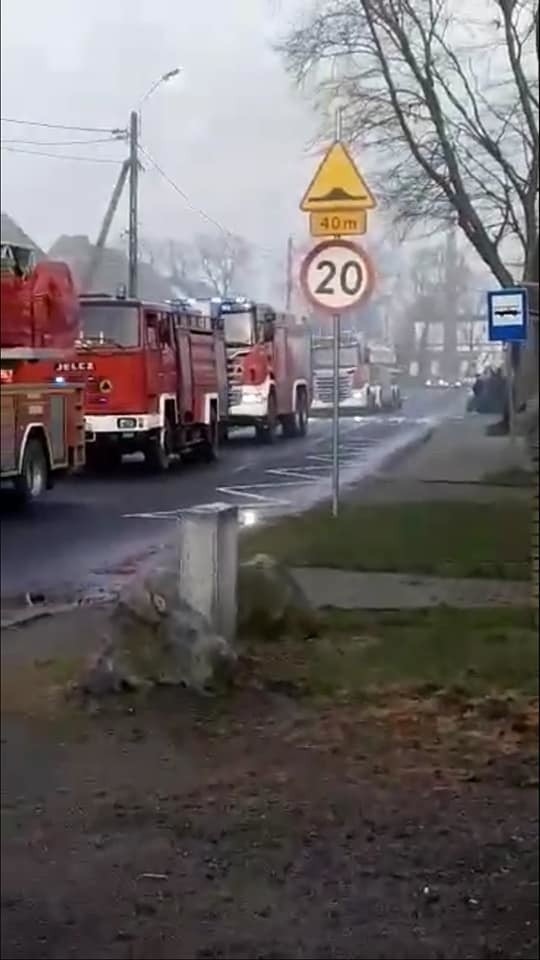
[285,235,293,311]
[83,159,130,293]
[128,110,139,298]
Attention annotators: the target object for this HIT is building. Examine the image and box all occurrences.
[48,235,174,301]
[0,212,45,257]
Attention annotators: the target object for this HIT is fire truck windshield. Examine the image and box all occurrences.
[79,303,140,347]
[313,345,358,368]
[221,309,255,346]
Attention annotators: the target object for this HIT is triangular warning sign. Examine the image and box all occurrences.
[300,142,376,213]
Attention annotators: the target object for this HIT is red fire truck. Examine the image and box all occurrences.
[311,332,373,414]
[311,333,402,414]
[62,293,228,471]
[0,241,85,502]
[211,297,312,442]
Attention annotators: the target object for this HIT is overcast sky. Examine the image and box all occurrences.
[0,0,325,274]
[1,0,495,311]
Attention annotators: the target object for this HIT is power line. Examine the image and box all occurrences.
[138,143,277,258]
[138,143,231,237]
[1,145,123,163]
[0,136,123,147]
[1,117,126,135]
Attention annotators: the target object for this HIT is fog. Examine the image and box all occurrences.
[1,0,493,316]
[1,0,322,286]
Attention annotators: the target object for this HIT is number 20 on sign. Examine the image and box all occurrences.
[299,239,374,314]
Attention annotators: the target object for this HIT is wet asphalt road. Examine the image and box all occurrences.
[0,388,465,602]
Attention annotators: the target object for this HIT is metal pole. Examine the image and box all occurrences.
[505,345,516,446]
[128,110,139,298]
[332,312,341,518]
[285,235,293,311]
[335,105,343,141]
[83,159,130,293]
[331,104,344,519]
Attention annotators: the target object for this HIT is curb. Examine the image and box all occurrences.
[374,425,433,475]
[338,422,434,494]
[1,593,116,631]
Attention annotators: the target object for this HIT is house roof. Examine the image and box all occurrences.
[47,234,174,301]
[0,212,45,257]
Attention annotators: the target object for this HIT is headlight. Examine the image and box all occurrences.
[352,388,366,399]
[117,417,136,429]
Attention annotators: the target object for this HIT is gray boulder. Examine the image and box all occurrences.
[78,559,236,696]
[238,553,317,639]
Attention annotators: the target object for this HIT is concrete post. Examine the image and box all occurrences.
[178,502,239,641]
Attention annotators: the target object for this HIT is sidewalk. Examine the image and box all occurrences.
[359,414,532,503]
[292,567,530,609]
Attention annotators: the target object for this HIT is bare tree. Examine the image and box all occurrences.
[138,237,194,290]
[396,232,479,374]
[279,0,538,284]
[194,232,252,298]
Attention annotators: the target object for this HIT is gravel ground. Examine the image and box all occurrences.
[1,617,538,960]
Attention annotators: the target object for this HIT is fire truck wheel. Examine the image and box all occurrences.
[145,427,172,473]
[256,391,278,444]
[15,438,49,503]
[296,388,308,437]
[201,409,219,462]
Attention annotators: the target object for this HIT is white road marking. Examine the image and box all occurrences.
[214,487,292,506]
[122,417,434,519]
[123,509,183,519]
[265,467,327,481]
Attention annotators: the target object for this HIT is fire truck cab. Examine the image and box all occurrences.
[311,333,373,414]
[72,294,227,471]
[211,297,312,443]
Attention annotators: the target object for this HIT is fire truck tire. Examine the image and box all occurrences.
[145,429,172,473]
[256,391,278,444]
[296,388,308,437]
[283,389,308,438]
[15,437,49,503]
[201,408,219,462]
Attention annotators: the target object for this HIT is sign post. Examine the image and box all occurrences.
[299,114,376,517]
[299,238,375,516]
[487,287,528,445]
[332,311,341,517]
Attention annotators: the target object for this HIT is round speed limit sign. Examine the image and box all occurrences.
[299,239,374,314]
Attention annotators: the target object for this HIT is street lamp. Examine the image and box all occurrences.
[137,67,182,133]
[128,67,181,298]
